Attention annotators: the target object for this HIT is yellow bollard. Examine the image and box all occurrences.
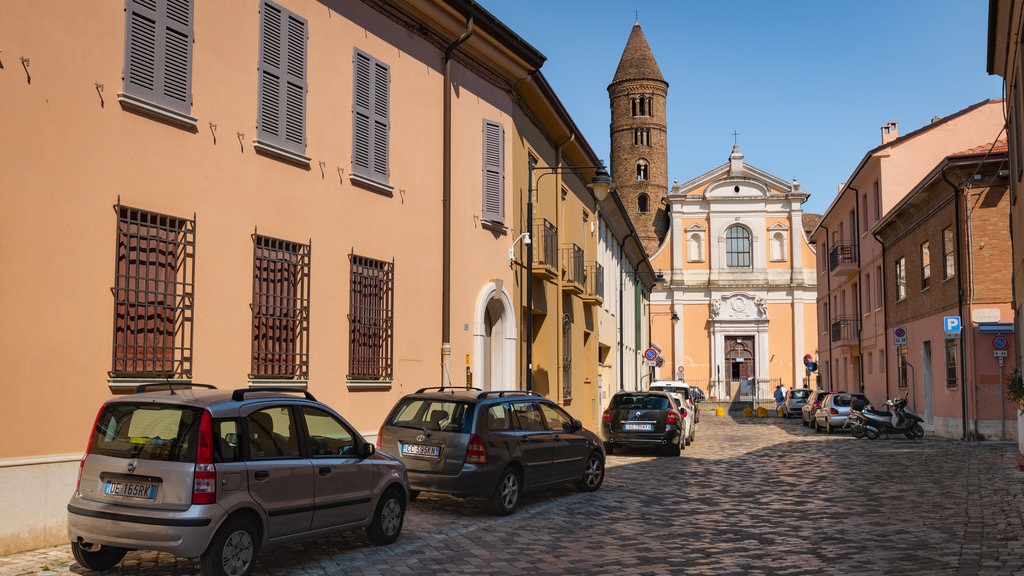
[756,407,768,418]
[715,406,725,417]
[742,407,752,417]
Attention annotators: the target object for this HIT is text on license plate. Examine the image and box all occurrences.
[402,443,440,457]
[104,480,157,500]
[623,422,653,431]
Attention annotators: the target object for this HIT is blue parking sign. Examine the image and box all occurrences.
[944,316,961,332]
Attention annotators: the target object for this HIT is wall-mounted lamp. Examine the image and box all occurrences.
[671,312,680,321]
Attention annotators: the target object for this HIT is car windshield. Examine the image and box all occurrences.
[610,395,670,410]
[90,403,201,462]
[385,398,471,432]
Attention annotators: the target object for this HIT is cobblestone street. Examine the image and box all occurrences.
[6,414,1024,575]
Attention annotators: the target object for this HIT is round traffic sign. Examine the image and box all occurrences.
[803,354,813,366]
[643,348,658,361]
[993,335,1009,350]
[894,327,907,338]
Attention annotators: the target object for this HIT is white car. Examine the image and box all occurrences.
[664,392,695,447]
[650,380,700,427]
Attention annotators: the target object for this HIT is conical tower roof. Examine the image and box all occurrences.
[611,22,666,85]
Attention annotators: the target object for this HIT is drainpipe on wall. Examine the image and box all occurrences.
[441,18,474,387]
[821,223,833,391]
[848,186,865,394]
[871,230,890,404]
[942,167,970,441]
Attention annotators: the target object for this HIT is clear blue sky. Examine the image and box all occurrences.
[479,0,1004,215]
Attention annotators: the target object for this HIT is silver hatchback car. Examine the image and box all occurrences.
[67,385,409,576]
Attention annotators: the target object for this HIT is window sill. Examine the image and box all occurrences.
[253,139,311,168]
[118,92,198,132]
[347,379,393,390]
[247,378,309,388]
[481,220,507,234]
[349,173,394,196]
[107,376,192,394]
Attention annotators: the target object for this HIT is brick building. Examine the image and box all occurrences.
[874,141,1016,439]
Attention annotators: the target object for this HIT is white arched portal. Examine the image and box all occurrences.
[473,283,517,391]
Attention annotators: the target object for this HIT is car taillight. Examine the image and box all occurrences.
[76,405,105,492]
[830,407,839,415]
[666,411,679,425]
[192,410,217,505]
[602,409,611,423]
[466,434,487,464]
[376,426,383,451]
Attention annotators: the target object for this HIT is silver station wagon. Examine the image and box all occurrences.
[67,385,409,576]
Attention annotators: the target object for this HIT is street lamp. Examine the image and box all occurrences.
[525,162,612,392]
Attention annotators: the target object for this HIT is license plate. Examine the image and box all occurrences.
[401,443,440,457]
[104,480,157,500]
[623,422,653,431]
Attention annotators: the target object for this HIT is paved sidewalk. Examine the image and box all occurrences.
[5,413,1024,575]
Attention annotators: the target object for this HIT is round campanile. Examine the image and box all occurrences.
[608,21,669,256]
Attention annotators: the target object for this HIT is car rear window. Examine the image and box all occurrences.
[792,390,811,400]
[385,398,471,432]
[90,403,201,462]
[609,395,670,410]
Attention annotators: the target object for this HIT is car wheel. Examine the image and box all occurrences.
[489,467,522,515]
[366,487,406,545]
[802,414,809,426]
[71,541,127,571]
[200,516,259,576]
[575,451,605,492]
[664,437,682,456]
[825,419,833,434]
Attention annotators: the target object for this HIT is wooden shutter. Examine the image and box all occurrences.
[482,120,504,224]
[124,0,193,112]
[258,1,306,152]
[352,49,390,182]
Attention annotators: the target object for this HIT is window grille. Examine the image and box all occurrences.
[111,204,195,378]
[725,225,751,268]
[251,234,310,379]
[562,313,572,400]
[945,340,958,389]
[349,253,394,380]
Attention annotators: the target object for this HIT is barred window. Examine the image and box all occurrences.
[111,204,195,378]
[895,257,907,301]
[349,253,394,380]
[897,345,908,389]
[945,339,958,389]
[251,234,310,379]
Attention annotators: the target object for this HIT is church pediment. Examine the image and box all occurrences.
[711,294,767,320]
[705,179,770,199]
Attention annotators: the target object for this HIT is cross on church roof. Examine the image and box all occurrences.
[634,9,639,23]
[732,130,741,145]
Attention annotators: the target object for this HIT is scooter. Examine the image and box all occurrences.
[854,394,924,439]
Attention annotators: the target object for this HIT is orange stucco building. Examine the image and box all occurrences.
[0,0,647,554]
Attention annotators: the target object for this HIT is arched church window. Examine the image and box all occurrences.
[726,225,752,268]
[637,193,649,213]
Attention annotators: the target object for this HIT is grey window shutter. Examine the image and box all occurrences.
[352,49,389,182]
[482,120,504,224]
[258,1,306,153]
[124,0,193,113]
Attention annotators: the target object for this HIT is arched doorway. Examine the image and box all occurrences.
[725,335,755,399]
[473,283,516,391]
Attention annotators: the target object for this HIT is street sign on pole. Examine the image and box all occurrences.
[944,316,962,340]
[894,327,907,346]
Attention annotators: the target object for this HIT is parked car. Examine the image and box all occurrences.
[813,392,873,433]
[663,392,695,447]
[781,388,812,419]
[801,390,832,427]
[378,387,605,516]
[68,384,409,576]
[649,380,701,424]
[603,391,686,456]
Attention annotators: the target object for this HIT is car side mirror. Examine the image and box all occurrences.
[358,443,375,458]
[564,419,583,432]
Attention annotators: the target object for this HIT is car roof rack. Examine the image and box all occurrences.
[133,382,217,394]
[231,387,318,402]
[475,390,537,399]
[413,386,484,394]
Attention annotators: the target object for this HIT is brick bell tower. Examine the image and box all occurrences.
[608,21,669,256]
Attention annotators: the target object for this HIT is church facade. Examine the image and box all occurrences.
[609,23,819,400]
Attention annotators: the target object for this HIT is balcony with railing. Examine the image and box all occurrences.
[562,244,585,294]
[531,219,558,278]
[830,316,861,348]
[583,262,604,304]
[828,241,859,277]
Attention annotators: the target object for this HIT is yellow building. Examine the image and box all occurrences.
[649,146,818,399]
[0,0,635,554]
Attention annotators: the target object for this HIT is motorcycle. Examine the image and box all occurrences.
[851,394,924,439]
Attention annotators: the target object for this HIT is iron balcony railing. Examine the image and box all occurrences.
[563,244,585,287]
[585,262,604,300]
[830,315,861,345]
[533,218,558,269]
[828,241,859,273]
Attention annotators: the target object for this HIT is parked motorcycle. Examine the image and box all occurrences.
[851,395,924,439]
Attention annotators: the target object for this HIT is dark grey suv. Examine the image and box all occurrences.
[377,387,605,515]
[67,385,409,576]
[602,391,686,456]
